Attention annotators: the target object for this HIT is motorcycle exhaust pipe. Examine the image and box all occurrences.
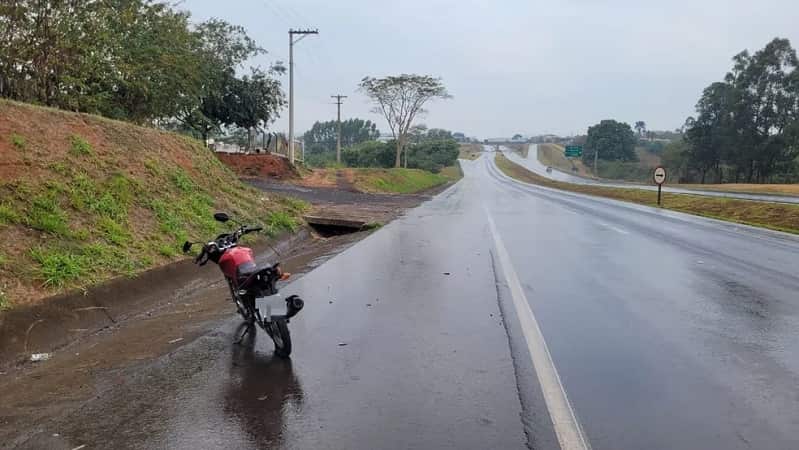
[285,295,304,319]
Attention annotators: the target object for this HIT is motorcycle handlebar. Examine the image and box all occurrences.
[189,220,263,266]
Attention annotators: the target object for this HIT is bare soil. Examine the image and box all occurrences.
[215,153,299,179]
[246,178,446,226]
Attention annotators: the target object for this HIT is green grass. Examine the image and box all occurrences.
[99,217,131,245]
[439,163,463,181]
[171,167,196,192]
[29,247,88,288]
[0,99,309,307]
[83,243,138,275]
[496,153,799,235]
[10,133,25,150]
[69,173,133,220]
[0,203,20,224]
[69,134,94,156]
[354,168,450,194]
[158,243,179,257]
[27,191,70,235]
[265,210,299,236]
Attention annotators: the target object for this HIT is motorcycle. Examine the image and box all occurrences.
[183,212,305,357]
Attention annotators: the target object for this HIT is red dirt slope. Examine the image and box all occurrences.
[215,153,298,179]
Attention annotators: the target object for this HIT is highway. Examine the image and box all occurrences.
[6,154,799,450]
[506,144,799,204]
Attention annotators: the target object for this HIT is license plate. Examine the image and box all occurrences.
[256,294,287,319]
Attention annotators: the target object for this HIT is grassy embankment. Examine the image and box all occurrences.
[458,143,482,160]
[537,143,799,196]
[0,99,308,309]
[300,165,462,195]
[536,143,593,177]
[355,167,459,193]
[495,153,799,235]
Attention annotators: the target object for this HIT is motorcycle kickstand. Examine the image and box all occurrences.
[234,321,255,345]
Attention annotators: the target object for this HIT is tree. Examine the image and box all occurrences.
[682,38,799,183]
[406,139,459,172]
[634,121,646,138]
[178,19,263,143]
[359,74,451,167]
[583,120,637,168]
[427,128,454,141]
[0,1,207,122]
[226,67,286,150]
[661,139,692,182]
[0,2,286,135]
[303,118,379,153]
[512,133,524,141]
[342,140,396,168]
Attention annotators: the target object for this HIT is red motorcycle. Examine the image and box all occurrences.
[183,212,304,357]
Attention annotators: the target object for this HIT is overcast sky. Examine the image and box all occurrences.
[181,0,799,138]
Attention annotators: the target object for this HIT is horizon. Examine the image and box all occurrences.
[181,0,799,139]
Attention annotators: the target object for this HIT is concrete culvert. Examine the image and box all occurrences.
[304,215,367,237]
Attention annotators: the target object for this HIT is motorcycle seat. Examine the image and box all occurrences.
[236,261,258,281]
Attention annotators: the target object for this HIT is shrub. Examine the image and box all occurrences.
[70,134,93,156]
[10,133,25,150]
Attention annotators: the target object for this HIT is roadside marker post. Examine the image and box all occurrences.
[653,166,666,206]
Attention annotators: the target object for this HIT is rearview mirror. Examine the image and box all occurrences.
[213,212,230,223]
[182,241,192,253]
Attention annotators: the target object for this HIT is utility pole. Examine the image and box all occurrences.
[331,94,347,164]
[288,28,318,164]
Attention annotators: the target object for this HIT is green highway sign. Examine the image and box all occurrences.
[564,145,582,158]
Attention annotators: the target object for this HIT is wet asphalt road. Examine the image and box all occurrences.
[9,153,799,449]
[507,144,799,204]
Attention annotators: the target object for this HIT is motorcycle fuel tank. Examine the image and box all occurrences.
[218,246,255,280]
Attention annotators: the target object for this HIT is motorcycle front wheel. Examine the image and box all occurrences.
[266,318,292,357]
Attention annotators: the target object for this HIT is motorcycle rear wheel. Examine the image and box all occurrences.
[266,318,292,357]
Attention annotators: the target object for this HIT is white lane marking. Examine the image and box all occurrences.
[596,221,630,235]
[485,208,591,450]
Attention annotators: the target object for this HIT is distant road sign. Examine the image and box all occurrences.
[653,166,667,185]
[564,145,582,157]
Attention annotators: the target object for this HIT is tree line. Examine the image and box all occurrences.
[303,119,458,172]
[0,1,284,146]
[342,128,459,173]
[673,38,799,183]
[303,119,381,156]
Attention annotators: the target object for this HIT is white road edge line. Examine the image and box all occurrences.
[596,221,630,235]
[485,207,591,450]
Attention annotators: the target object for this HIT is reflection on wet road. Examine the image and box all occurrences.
[10,153,799,450]
[479,153,799,449]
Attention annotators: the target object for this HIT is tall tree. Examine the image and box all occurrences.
[359,74,451,167]
[583,120,638,167]
[226,67,286,150]
[178,19,263,143]
[683,38,799,183]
